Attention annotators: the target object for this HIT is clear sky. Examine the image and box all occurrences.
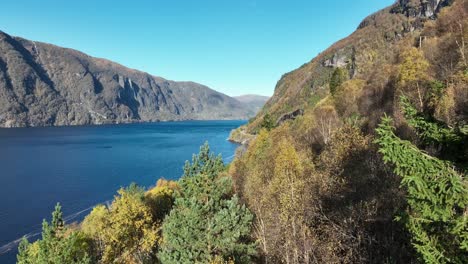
[0,0,395,97]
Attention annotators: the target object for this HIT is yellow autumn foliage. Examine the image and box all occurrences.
[82,187,159,264]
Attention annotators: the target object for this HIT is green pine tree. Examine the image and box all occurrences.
[260,113,275,131]
[16,237,31,264]
[329,67,348,95]
[375,116,467,264]
[159,143,256,264]
[400,95,467,164]
[400,96,463,145]
[182,142,225,180]
[51,203,64,236]
[17,203,92,264]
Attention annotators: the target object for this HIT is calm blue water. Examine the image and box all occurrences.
[0,120,244,263]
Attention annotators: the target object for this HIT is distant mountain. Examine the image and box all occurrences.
[0,31,253,127]
[234,95,269,117]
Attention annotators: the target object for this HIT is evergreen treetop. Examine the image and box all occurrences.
[160,143,256,264]
[375,116,467,264]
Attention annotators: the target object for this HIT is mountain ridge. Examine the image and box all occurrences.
[0,31,262,128]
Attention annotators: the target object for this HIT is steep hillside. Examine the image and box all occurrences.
[243,0,465,133]
[229,0,467,263]
[0,31,252,127]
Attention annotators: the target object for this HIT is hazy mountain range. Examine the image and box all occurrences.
[233,95,269,118]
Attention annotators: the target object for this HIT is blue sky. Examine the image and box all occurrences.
[1,0,394,96]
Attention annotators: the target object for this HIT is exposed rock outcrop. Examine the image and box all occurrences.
[322,48,354,68]
[276,109,304,126]
[391,0,453,18]
[322,47,357,77]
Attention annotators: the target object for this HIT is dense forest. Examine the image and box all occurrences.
[17,0,467,263]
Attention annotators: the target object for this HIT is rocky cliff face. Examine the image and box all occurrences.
[391,0,453,18]
[0,31,253,127]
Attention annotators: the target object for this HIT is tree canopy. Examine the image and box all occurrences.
[376,115,467,263]
[17,203,91,264]
[159,143,256,264]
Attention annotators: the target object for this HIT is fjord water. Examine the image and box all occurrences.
[0,120,244,263]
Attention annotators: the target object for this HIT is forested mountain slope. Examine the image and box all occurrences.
[241,0,466,134]
[229,0,467,263]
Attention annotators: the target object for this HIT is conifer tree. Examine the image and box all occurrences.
[17,203,91,264]
[400,95,467,164]
[330,67,348,95]
[260,113,275,131]
[16,237,31,264]
[159,143,256,264]
[375,116,467,264]
[51,203,64,236]
[400,96,463,145]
